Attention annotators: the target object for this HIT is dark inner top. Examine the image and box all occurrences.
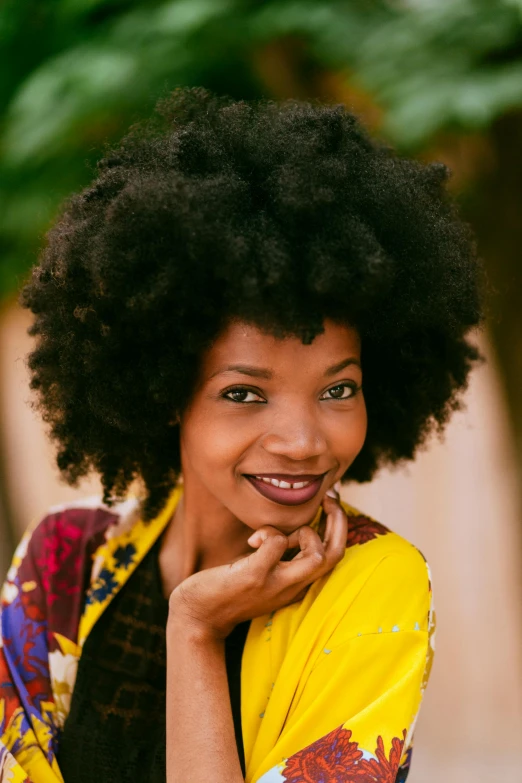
[57,532,251,782]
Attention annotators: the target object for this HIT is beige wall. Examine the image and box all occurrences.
[347,333,522,781]
[0,303,101,538]
[1,302,522,781]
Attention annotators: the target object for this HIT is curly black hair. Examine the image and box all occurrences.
[20,86,483,520]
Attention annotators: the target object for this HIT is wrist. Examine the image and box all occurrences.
[167,604,224,645]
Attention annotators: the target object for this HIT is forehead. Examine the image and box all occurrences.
[201,319,361,375]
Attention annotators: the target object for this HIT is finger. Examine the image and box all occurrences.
[321,493,348,565]
[281,498,347,584]
[323,510,333,547]
[285,505,328,550]
[285,522,325,557]
[278,526,328,583]
[286,528,302,549]
[322,489,339,540]
[247,525,288,549]
[248,532,289,573]
[284,506,328,563]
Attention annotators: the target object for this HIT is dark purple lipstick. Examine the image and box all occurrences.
[244,472,326,506]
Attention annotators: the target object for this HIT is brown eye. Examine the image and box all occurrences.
[229,389,249,402]
[321,383,357,400]
[329,385,347,399]
[222,387,265,403]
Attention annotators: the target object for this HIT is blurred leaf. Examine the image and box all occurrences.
[3,0,234,165]
[3,0,522,299]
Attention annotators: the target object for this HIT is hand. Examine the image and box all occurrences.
[167,488,347,640]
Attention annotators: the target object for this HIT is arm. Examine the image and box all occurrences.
[0,524,60,783]
[1,507,96,783]
[166,619,243,783]
[165,490,346,783]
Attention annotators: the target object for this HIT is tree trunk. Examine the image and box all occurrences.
[464,111,522,495]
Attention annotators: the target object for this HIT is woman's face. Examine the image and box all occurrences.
[179,318,367,534]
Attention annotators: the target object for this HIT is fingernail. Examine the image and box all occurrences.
[325,488,337,499]
[248,531,268,546]
[334,481,342,493]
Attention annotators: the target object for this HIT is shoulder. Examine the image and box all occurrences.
[320,500,434,637]
[36,494,142,541]
[340,499,431,578]
[2,495,144,652]
[3,495,142,603]
[23,494,140,546]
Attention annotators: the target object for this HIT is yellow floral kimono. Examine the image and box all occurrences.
[0,485,435,782]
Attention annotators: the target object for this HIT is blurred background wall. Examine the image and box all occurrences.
[1,1,522,780]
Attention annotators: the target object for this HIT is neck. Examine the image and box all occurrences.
[158,470,324,599]
[158,480,253,597]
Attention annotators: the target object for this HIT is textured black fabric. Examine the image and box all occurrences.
[57,533,250,781]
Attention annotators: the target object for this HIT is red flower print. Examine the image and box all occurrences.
[353,731,407,782]
[33,516,84,606]
[15,507,113,648]
[282,729,408,783]
[345,515,389,548]
[20,590,45,623]
[282,725,363,782]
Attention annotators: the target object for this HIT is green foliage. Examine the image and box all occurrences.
[1,0,522,299]
[0,0,262,299]
[348,1,522,144]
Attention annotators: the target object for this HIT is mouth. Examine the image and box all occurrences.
[244,472,327,506]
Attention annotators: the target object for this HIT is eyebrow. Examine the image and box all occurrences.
[209,357,361,381]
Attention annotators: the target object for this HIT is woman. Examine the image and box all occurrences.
[0,87,482,783]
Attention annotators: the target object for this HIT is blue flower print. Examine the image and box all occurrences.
[113,543,136,570]
[86,568,119,604]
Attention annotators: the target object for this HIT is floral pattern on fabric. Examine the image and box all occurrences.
[0,745,29,783]
[1,489,434,783]
[0,501,124,782]
[345,514,390,548]
[281,725,363,780]
[421,561,436,695]
[1,532,57,766]
[355,732,407,781]
[77,494,177,647]
[48,636,82,731]
[85,567,120,606]
[280,725,406,782]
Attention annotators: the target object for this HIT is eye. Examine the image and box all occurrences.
[321,383,358,401]
[222,386,266,404]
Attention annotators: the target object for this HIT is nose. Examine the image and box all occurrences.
[260,403,328,462]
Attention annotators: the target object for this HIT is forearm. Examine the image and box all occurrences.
[166,615,244,783]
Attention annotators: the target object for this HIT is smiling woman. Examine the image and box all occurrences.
[0,87,482,783]
[177,320,365,530]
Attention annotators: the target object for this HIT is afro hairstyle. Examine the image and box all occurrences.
[20,86,484,520]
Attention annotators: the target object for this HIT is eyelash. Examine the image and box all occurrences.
[221,382,360,404]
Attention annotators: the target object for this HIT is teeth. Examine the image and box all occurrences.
[254,476,314,489]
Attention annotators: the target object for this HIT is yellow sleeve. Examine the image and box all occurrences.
[252,547,435,782]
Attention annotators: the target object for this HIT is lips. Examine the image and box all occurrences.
[245,473,326,506]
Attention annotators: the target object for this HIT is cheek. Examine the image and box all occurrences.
[181,407,254,475]
[357,397,368,444]
[333,399,368,464]
[354,397,368,448]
